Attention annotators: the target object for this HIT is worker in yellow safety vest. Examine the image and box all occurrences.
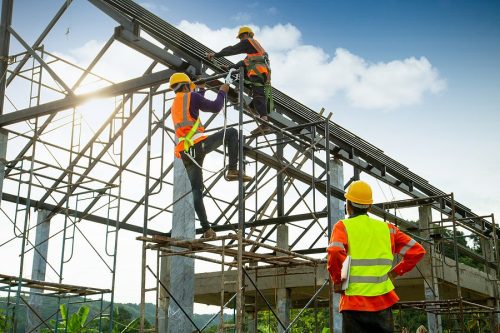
[327,180,426,332]
[206,26,272,136]
[169,72,252,238]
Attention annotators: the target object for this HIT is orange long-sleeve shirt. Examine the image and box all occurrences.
[327,215,426,312]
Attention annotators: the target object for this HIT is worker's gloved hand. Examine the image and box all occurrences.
[388,270,398,282]
[206,52,215,61]
[219,84,230,94]
[333,282,343,294]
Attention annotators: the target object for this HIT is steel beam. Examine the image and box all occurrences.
[0,69,174,126]
[0,0,13,116]
[6,0,73,86]
[1,192,163,236]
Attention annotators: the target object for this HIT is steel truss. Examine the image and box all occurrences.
[139,234,328,333]
[0,1,498,333]
[380,194,500,332]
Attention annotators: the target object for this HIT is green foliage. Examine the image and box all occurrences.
[0,308,12,331]
[256,308,330,332]
[41,304,93,333]
[393,309,427,332]
[94,306,142,333]
[466,313,489,333]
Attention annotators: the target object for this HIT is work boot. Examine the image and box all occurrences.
[225,169,252,182]
[250,123,272,136]
[202,228,216,239]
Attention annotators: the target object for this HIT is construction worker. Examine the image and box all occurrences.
[206,26,272,136]
[327,180,426,333]
[169,72,252,238]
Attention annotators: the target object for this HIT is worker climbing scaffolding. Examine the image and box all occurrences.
[206,26,273,136]
[169,72,252,239]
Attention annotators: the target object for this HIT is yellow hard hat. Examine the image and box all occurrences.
[169,72,191,87]
[237,26,254,38]
[345,180,373,205]
[169,72,195,91]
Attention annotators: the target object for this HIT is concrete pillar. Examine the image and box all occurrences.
[480,236,500,331]
[329,158,344,333]
[276,224,291,333]
[26,210,50,333]
[158,255,170,333]
[0,129,7,204]
[167,158,195,333]
[418,205,442,333]
[245,295,257,333]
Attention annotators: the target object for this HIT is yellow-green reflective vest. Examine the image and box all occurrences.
[343,215,394,296]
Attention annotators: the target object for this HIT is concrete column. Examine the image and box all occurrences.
[480,236,500,331]
[0,129,7,203]
[418,205,442,333]
[158,255,170,333]
[167,158,195,333]
[329,158,344,333]
[276,224,290,333]
[26,210,51,333]
[245,295,257,333]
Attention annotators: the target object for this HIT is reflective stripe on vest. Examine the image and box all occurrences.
[171,92,206,158]
[174,93,196,130]
[328,241,345,250]
[343,215,395,297]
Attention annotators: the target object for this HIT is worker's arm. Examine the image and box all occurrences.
[327,221,348,286]
[390,226,426,277]
[214,39,253,57]
[225,60,244,70]
[189,89,227,117]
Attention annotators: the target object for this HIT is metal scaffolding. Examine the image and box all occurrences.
[0,1,498,333]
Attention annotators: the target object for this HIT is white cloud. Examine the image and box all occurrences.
[177,21,446,111]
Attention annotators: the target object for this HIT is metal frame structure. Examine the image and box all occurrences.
[0,1,498,332]
[379,194,499,332]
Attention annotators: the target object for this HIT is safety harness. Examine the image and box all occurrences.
[244,39,274,113]
[179,118,201,153]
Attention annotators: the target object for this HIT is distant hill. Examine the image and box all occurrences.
[0,297,223,332]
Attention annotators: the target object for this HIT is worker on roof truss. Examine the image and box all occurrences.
[207,26,273,136]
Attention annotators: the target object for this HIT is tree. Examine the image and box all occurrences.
[41,304,93,333]
[0,308,12,331]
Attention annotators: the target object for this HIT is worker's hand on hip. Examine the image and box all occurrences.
[219,84,230,94]
[388,270,398,282]
[333,282,343,294]
[206,52,215,61]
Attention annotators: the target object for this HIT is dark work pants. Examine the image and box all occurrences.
[249,76,268,118]
[342,308,394,333]
[181,128,238,231]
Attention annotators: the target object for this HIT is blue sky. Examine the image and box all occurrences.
[3,0,500,305]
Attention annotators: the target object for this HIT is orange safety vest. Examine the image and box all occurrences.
[243,38,270,82]
[171,92,207,158]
